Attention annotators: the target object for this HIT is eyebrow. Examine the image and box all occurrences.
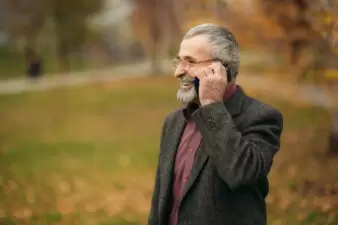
[176,55,197,61]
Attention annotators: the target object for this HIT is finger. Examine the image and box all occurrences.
[212,61,225,77]
[193,70,206,80]
[204,67,214,77]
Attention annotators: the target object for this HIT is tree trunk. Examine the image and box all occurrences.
[328,110,338,154]
[149,0,164,75]
[329,128,338,154]
[215,0,226,20]
[57,39,70,73]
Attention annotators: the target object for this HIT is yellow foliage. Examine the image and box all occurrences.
[324,69,338,79]
[310,6,338,56]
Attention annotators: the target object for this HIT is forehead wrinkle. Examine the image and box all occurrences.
[179,35,213,60]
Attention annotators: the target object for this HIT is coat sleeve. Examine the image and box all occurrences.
[147,118,168,225]
[192,101,283,190]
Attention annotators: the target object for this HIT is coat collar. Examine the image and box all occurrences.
[183,85,247,119]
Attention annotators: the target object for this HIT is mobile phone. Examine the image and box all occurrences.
[193,76,200,93]
[223,63,232,83]
[193,63,231,93]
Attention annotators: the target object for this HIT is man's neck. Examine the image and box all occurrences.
[224,82,237,101]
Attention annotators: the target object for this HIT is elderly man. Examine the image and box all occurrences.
[147,23,283,225]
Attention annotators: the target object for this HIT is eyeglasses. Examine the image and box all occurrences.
[172,58,222,70]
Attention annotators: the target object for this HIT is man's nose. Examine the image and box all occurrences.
[174,63,189,78]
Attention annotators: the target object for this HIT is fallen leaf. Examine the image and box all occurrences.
[57,181,71,195]
[13,208,32,219]
[272,219,283,225]
[0,209,5,217]
[297,211,307,221]
[57,199,74,215]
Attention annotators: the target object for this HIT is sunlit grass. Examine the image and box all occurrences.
[0,76,337,225]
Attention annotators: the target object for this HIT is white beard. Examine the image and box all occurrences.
[176,86,197,104]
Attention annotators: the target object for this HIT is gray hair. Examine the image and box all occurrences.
[183,23,240,79]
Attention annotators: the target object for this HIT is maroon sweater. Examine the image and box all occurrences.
[169,84,237,225]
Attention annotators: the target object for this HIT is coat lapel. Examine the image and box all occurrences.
[159,111,186,217]
[179,141,209,205]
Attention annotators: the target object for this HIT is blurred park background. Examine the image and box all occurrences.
[0,0,338,224]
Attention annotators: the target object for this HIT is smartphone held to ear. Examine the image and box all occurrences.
[193,76,200,93]
[193,63,231,92]
[224,63,232,83]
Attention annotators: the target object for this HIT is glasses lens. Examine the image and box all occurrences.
[172,59,180,68]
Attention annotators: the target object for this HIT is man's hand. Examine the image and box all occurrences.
[197,62,228,106]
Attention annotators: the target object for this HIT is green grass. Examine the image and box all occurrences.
[0,47,96,79]
[0,47,26,78]
[0,76,337,225]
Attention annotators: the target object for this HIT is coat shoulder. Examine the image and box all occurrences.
[163,107,184,123]
[244,95,283,125]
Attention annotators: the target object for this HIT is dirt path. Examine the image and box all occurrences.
[0,60,337,109]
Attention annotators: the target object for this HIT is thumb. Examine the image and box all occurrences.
[193,70,206,81]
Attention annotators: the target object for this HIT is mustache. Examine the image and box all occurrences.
[179,76,194,83]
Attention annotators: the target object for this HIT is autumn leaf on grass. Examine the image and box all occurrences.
[57,181,71,195]
[25,188,36,204]
[5,180,18,193]
[13,208,32,219]
[320,195,338,213]
[57,199,74,215]
[104,194,126,216]
[297,211,307,221]
[74,179,86,190]
[272,219,283,225]
[328,211,338,224]
[266,194,274,205]
[278,189,294,212]
[0,209,5,218]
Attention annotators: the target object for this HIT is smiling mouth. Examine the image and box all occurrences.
[179,76,194,88]
[181,82,193,88]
